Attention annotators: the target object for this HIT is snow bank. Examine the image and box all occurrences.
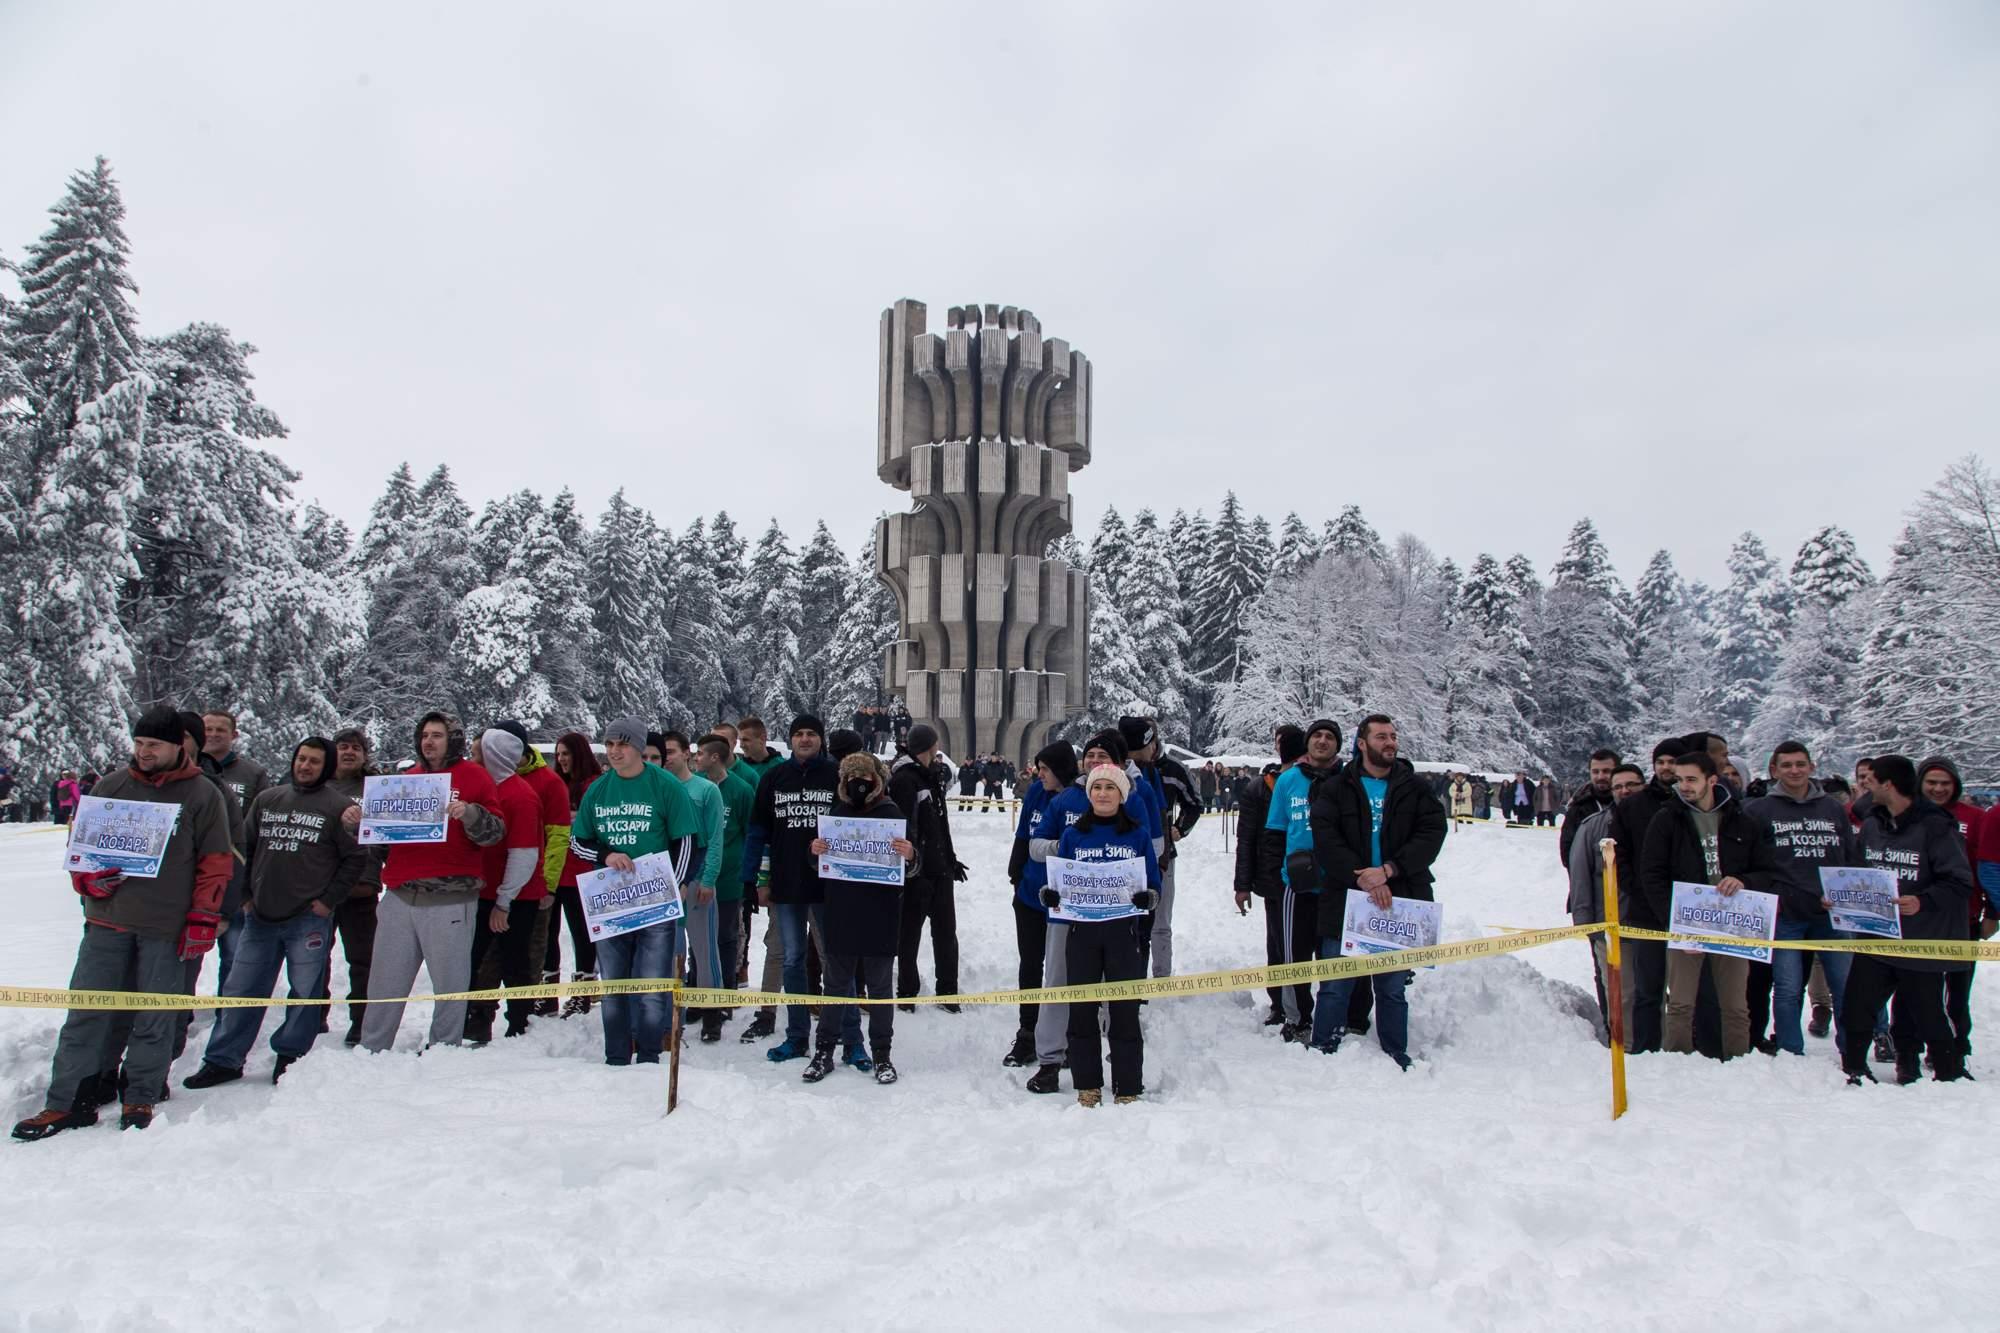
[0,817,1988,1330]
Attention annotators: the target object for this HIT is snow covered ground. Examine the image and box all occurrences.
[1,814,1991,1331]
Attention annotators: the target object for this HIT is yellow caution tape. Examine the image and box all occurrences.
[0,924,1599,1012]
[1489,922,1999,962]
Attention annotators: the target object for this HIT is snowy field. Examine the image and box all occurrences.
[2,813,1992,1332]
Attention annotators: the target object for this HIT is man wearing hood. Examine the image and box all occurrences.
[1745,741,1859,1056]
[1119,715,1201,978]
[324,727,386,1047]
[1842,755,1973,1084]
[183,737,367,1087]
[346,711,505,1053]
[1640,749,1779,1059]
[888,723,964,1010]
[1918,756,1982,1063]
[486,720,572,1021]
[741,714,855,1061]
[1307,714,1446,1065]
[464,727,547,1043]
[13,707,234,1140]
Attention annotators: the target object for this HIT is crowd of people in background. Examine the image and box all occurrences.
[7,683,1993,1141]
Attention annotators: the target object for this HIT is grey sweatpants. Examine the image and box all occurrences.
[1034,920,1072,1066]
[360,889,476,1052]
[46,925,191,1108]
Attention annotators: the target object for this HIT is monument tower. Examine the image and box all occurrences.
[874,300,1092,768]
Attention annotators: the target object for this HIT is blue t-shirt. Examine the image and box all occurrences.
[1266,765,1316,888]
[1361,774,1389,868]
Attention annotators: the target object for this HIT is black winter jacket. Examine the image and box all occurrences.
[1234,766,1280,897]
[1310,758,1447,937]
[1856,797,1974,973]
[1558,788,1615,870]
[1638,788,1778,926]
[889,753,957,887]
[1607,778,1680,928]
[817,794,908,956]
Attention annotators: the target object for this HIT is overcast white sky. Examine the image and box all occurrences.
[3,2,1995,584]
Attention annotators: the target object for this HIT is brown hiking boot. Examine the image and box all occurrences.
[1077,1089,1102,1108]
[120,1104,155,1130]
[1114,1093,1141,1105]
[12,1106,97,1141]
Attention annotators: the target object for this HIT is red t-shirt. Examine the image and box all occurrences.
[382,759,501,890]
[483,773,547,902]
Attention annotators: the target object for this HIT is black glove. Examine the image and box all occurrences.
[1038,887,1060,910]
[1131,889,1157,911]
[953,861,970,883]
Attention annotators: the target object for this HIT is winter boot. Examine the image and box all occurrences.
[1845,1065,1878,1086]
[766,1038,810,1063]
[1807,1004,1832,1039]
[343,1021,364,1048]
[11,1106,97,1141]
[873,1056,898,1085]
[272,1055,297,1085]
[801,1050,837,1083]
[462,1012,494,1047]
[1002,1030,1036,1067]
[532,970,561,1018]
[1872,1034,1895,1064]
[1263,1007,1286,1026]
[1895,1047,1924,1086]
[1280,1022,1308,1044]
[939,1002,962,1014]
[842,1044,873,1072]
[1026,1064,1062,1094]
[120,1104,155,1131]
[183,1063,243,1090]
[740,1009,777,1043]
[1077,1089,1102,1108]
[700,1011,724,1044]
[1114,1093,1140,1105]
[562,973,597,1020]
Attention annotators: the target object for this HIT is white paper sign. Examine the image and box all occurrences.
[357,773,452,845]
[1339,890,1444,957]
[1819,866,1902,939]
[1668,881,1779,962]
[577,851,685,941]
[1047,855,1147,924]
[816,814,907,886]
[64,796,181,879]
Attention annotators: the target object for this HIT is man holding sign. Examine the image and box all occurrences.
[1640,750,1779,1060]
[1745,741,1859,1056]
[1839,755,1973,1085]
[570,717,701,1066]
[14,707,234,1141]
[1307,715,1446,1067]
[347,712,505,1053]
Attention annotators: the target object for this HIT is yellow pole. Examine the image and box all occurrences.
[1599,836,1628,1120]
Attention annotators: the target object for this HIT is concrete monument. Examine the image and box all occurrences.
[874,300,1092,768]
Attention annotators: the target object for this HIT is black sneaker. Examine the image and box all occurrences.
[120,1104,155,1131]
[273,1056,298,1084]
[1845,1066,1877,1086]
[1263,1008,1286,1026]
[1807,1004,1832,1039]
[1279,1023,1307,1044]
[740,1010,776,1043]
[1872,1034,1895,1064]
[1026,1064,1062,1094]
[183,1063,244,1091]
[11,1107,97,1141]
[1002,1030,1036,1067]
[802,1050,837,1083]
[897,1004,916,1013]
[343,1022,363,1048]
[873,1058,899,1085]
[939,1003,961,1014]
[1752,1036,1779,1057]
[700,1012,723,1044]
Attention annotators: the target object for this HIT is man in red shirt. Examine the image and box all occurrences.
[487,719,573,1016]
[345,712,504,1052]
[1920,757,1984,1063]
[465,728,548,1043]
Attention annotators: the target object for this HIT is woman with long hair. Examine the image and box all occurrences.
[546,733,604,1017]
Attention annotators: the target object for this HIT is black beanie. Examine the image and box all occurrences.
[828,729,864,761]
[1277,725,1307,765]
[1306,718,1342,748]
[1036,741,1080,787]
[791,714,826,740]
[177,710,207,753]
[1084,729,1129,767]
[135,706,184,747]
[492,719,531,749]
[1117,716,1157,755]
[1652,737,1687,762]
[905,723,939,756]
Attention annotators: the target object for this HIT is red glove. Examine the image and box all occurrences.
[70,869,124,899]
[178,910,224,962]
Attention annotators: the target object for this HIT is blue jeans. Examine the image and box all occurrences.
[1772,915,1852,1055]
[778,903,860,1047]
[596,921,680,1064]
[215,904,252,991]
[1311,940,1410,1056]
[203,910,336,1071]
